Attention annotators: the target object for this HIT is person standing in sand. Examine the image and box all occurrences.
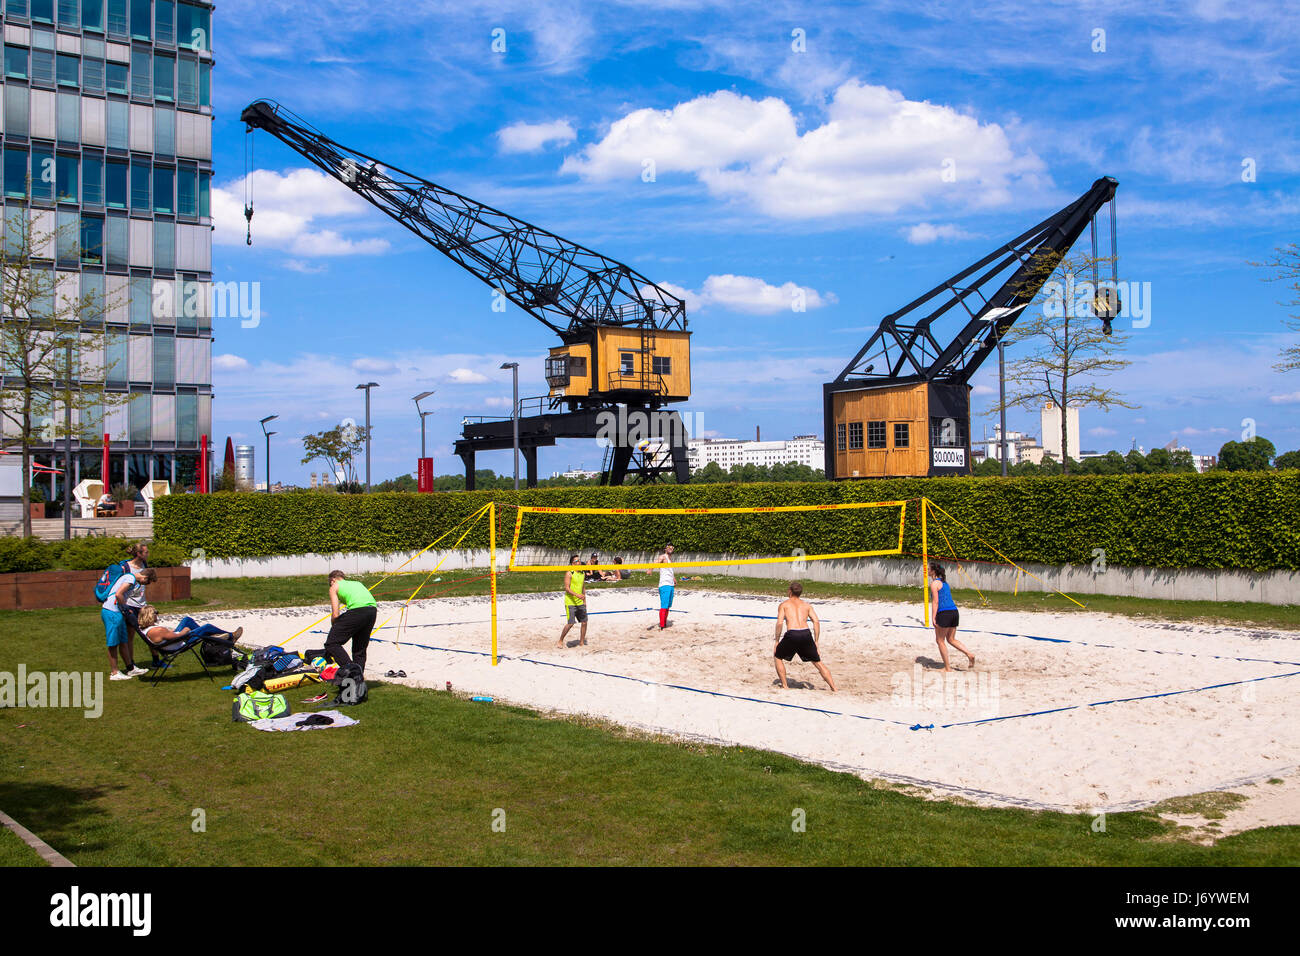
[647,542,675,629]
[773,581,836,691]
[927,563,975,672]
[558,554,588,648]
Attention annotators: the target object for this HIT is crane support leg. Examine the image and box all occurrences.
[459,448,476,491]
[522,447,539,488]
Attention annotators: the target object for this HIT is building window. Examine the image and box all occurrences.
[32,0,55,22]
[83,57,105,92]
[836,423,846,452]
[58,0,79,27]
[848,421,863,450]
[153,165,173,213]
[198,60,210,106]
[105,214,128,267]
[4,87,29,139]
[154,107,175,155]
[106,159,128,207]
[129,390,151,443]
[57,92,80,141]
[176,55,197,105]
[105,328,127,383]
[177,1,209,51]
[153,218,174,270]
[130,0,151,40]
[106,61,128,94]
[107,98,128,148]
[176,163,196,216]
[930,416,968,448]
[57,210,79,264]
[130,276,151,326]
[652,355,671,375]
[4,45,29,80]
[83,0,105,31]
[568,355,587,376]
[198,171,210,216]
[4,149,29,199]
[867,420,886,449]
[893,422,910,448]
[56,154,78,203]
[153,332,174,387]
[130,160,150,209]
[154,53,173,101]
[9,1,32,19]
[107,0,128,36]
[155,0,174,44]
[176,389,197,443]
[57,53,79,87]
[80,214,105,264]
[31,147,54,200]
[83,156,104,205]
[131,48,151,97]
[31,49,55,84]
[619,351,634,376]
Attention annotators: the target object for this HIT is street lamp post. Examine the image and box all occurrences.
[413,391,435,459]
[500,362,519,490]
[356,382,379,492]
[260,415,278,492]
[998,341,1008,477]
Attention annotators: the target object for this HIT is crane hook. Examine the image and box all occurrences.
[244,203,253,246]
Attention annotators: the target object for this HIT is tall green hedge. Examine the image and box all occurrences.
[152,472,1300,572]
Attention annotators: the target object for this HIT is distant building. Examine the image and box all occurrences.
[1041,403,1081,461]
[687,434,823,473]
[1163,439,1218,473]
[975,427,1044,467]
[235,444,254,483]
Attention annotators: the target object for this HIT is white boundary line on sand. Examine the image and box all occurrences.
[0,807,74,867]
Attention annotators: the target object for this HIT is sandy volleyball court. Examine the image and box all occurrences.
[212,585,1300,819]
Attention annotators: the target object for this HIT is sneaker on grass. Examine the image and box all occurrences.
[109,672,132,681]
[127,666,148,677]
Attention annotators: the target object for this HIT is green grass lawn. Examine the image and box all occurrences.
[0,574,1296,866]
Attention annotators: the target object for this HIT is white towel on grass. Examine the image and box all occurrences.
[248,710,359,732]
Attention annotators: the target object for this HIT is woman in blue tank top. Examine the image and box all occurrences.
[928,564,975,672]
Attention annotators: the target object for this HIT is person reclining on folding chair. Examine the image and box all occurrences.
[137,606,244,647]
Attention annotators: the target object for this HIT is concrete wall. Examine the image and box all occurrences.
[187,546,1300,606]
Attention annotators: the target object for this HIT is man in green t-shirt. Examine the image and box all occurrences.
[307,570,378,679]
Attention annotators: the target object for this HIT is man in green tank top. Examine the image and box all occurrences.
[306,570,379,680]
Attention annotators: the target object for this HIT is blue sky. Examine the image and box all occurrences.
[207,0,1300,484]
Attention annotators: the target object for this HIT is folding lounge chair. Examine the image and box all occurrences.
[143,633,239,687]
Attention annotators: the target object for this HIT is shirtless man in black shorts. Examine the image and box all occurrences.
[773,581,837,691]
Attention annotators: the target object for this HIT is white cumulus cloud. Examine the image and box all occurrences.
[213,168,391,256]
[497,119,577,153]
[563,80,1046,219]
[646,275,835,315]
[1269,391,1300,404]
[448,368,490,384]
[904,222,977,244]
[213,354,250,371]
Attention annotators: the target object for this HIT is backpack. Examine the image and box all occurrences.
[232,690,290,722]
[201,641,234,667]
[93,561,132,603]
[332,663,368,706]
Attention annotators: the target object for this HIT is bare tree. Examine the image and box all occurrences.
[1,208,123,535]
[1253,242,1300,372]
[987,252,1138,474]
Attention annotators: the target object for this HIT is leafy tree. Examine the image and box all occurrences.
[1217,437,1275,471]
[989,252,1138,474]
[1275,449,1300,470]
[300,423,368,486]
[1,209,123,536]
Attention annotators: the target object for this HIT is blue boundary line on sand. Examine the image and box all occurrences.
[884,623,1300,667]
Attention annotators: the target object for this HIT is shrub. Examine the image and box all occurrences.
[0,537,54,573]
[152,471,1300,572]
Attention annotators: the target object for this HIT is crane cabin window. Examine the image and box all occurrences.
[848,422,863,450]
[836,423,846,452]
[652,355,671,375]
[867,420,887,449]
[893,423,910,448]
[619,351,635,376]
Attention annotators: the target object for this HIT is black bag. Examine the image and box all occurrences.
[332,663,368,706]
[201,641,234,667]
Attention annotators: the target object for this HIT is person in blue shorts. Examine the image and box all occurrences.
[927,563,975,672]
[102,567,153,680]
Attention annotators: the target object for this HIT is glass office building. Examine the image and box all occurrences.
[1,0,214,499]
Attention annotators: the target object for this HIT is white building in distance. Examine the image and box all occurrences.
[1041,402,1081,461]
[687,435,824,473]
